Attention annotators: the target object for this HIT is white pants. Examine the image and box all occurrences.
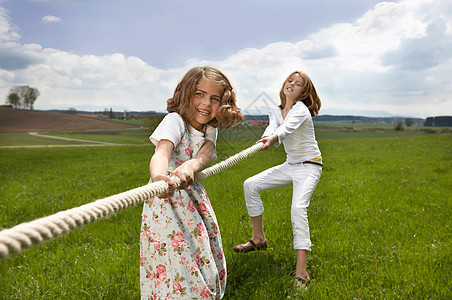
[243,161,322,250]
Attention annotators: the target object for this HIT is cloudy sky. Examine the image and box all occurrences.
[0,0,451,118]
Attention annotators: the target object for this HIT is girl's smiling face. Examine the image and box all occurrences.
[283,73,304,102]
[189,76,222,130]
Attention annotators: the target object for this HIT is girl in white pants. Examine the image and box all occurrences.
[233,70,322,287]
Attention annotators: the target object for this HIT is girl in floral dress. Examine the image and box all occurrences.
[140,66,243,299]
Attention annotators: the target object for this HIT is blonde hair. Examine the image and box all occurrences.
[167,66,243,130]
[279,71,321,116]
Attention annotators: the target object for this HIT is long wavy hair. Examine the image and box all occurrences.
[167,66,243,130]
[279,71,321,116]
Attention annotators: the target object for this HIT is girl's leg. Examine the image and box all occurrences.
[234,164,291,251]
[233,215,266,252]
[243,163,291,219]
[291,164,321,250]
[295,249,310,280]
[291,164,322,280]
[233,215,265,251]
[250,214,265,243]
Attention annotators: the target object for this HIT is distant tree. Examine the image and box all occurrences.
[109,108,114,119]
[6,86,40,110]
[424,117,433,126]
[144,115,165,132]
[67,107,77,114]
[6,92,20,108]
[424,116,452,127]
[405,118,414,127]
[12,86,29,108]
[23,87,40,110]
[436,116,452,127]
[394,122,405,131]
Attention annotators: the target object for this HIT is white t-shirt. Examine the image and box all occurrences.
[150,112,218,152]
[263,102,321,163]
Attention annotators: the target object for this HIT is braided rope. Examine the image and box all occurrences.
[0,142,263,259]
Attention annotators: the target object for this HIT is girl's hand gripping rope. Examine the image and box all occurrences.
[153,174,177,198]
[171,164,196,189]
[256,134,278,151]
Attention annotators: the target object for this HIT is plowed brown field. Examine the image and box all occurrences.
[0,107,141,133]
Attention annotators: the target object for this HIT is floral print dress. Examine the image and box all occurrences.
[140,124,226,299]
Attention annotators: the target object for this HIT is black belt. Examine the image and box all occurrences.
[288,161,323,167]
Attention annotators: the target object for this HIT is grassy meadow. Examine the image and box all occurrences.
[0,124,451,299]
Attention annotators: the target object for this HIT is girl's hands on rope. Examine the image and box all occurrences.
[153,164,199,198]
[153,174,177,198]
[171,165,195,190]
[150,140,216,198]
[153,165,197,198]
[257,134,278,151]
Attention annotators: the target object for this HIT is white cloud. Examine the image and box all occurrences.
[5,50,172,111]
[382,18,452,71]
[208,0,452,118]
[41,15,61,23]
[0,7,20,42]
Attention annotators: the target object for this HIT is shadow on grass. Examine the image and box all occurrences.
[224,248,302,299]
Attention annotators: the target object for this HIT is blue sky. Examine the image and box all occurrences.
[1,0,451,118]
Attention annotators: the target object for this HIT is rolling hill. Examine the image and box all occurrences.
[0,107,141,133]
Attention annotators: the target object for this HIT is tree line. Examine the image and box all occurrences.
[5,86,40,110]
[424,116,452,127]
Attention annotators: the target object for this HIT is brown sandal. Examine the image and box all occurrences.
[233,239,268,253]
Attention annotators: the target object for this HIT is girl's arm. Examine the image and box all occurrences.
[272,102,309,143]
[258,103,309,151]
[172,140,216,189]
[150,139,176,197]
[262,107,279,138]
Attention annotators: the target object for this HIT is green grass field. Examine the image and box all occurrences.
[0,126,451,299]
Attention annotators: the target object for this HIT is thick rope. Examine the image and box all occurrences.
[0,142,264,259]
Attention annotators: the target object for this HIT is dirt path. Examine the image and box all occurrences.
[28,132,115,145]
